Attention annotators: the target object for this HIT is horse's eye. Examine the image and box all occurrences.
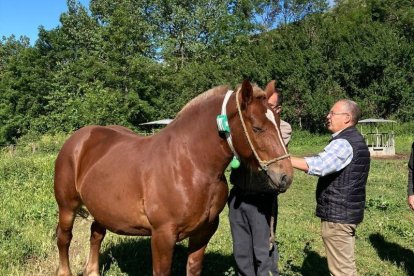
[253,126,264,133]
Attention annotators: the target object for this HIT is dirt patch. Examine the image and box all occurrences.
[371,153,409,160]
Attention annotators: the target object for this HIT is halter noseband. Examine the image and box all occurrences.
[218,89,290,171]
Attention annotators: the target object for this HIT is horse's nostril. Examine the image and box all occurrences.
[281,174,288,185]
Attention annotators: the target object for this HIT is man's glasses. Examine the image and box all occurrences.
[328,111,349,116]
[269,105,281,112]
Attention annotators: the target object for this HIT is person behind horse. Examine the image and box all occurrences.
[228,84,291,276]
[290,99,370,276]
[407,142,414,210]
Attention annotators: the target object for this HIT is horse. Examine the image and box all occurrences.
[54,80,293,276]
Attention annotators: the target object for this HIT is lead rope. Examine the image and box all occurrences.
[269,196,278,251]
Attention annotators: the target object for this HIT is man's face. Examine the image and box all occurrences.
[326,101,351,133]
[268,93,281,114]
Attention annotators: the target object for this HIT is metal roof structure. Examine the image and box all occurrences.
[139,119,173,125]
[359,118,397,124]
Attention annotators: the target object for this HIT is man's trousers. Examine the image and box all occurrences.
[228,189,279,276]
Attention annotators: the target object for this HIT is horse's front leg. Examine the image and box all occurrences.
[187,218,220,276]
[151,226,177,276]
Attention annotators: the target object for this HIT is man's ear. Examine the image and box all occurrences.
[344,114,352,125]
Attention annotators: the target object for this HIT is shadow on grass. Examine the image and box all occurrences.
[99,237,235,275]
[369,233,414,275]
[284,242,329,276]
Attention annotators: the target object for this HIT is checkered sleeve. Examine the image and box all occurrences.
[304,139,353,176]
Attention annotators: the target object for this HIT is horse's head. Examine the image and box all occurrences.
[229,80,293,193]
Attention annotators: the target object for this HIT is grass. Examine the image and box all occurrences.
[0,130,413,275]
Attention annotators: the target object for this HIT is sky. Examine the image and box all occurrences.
[0,0,89,45]
[0,0,335,45]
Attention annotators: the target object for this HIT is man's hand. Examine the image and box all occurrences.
[408,195,414,211]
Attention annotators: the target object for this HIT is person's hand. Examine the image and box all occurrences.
[408,195,414,211]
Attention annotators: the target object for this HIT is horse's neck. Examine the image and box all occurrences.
[161,95,233,171]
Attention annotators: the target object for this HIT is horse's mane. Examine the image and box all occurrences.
[177,85,229,116]
[177,83,266,117]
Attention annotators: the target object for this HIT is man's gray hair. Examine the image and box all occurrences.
[340,99,361,125]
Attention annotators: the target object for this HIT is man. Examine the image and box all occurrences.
[291,99,370,276]
[407,142,414,210]
[228,84,291,276]
[268,92,292,147]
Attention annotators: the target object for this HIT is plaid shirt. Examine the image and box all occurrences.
[304,136,353,177]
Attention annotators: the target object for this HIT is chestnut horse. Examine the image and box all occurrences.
[54,80,293,276]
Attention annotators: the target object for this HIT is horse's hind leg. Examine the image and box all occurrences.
[55,157,82,276]
[56,206,78,276]
[186,218,220,276]
[83,221,106,276]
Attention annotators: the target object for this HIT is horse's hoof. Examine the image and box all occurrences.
[83,269,100,276]
[56,267,72,276]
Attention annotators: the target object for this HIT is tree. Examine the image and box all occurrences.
[0,36,52,143]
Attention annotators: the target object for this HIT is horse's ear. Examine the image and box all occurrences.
[240,79,253,107]
[265,80,277,99]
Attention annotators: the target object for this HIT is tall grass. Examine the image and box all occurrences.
[0,130,413,275]
[0,153,57,272]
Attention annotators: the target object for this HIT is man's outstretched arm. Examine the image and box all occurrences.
[291,157,309,173]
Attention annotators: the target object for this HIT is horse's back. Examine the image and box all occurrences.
[54,125,142,196]
[57,125,137,160]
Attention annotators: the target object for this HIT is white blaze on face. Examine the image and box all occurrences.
[265,109,288,154]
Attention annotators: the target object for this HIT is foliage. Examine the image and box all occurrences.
[1,0,414,144]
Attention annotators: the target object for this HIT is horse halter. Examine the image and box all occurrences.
[218,89,290,171]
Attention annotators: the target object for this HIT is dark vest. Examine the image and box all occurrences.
[316,126,370,224]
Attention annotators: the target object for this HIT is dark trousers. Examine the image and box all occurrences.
[228,189,279,276]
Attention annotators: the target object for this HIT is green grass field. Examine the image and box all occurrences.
[1,131,413,275]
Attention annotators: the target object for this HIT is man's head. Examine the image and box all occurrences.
[268,88,282,114]
[326,99,361,133]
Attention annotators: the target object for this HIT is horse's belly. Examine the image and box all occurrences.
[86,200,151,235]
[107,226,151,236]
[80,180,151,235]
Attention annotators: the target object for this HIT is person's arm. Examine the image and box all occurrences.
[291,157,309,173]
[291,139,353,177]
[280,120,292,146]
[407,143,414,210]
[408,195,414,211]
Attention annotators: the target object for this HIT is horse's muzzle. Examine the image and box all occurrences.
[267,171,292,193]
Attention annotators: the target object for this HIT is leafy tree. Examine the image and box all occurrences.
[0,36,52,143]
[1,0,414,143]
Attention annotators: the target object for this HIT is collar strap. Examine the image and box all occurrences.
[220,90,239,160]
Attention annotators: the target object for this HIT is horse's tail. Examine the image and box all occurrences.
[76,206,94,221]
